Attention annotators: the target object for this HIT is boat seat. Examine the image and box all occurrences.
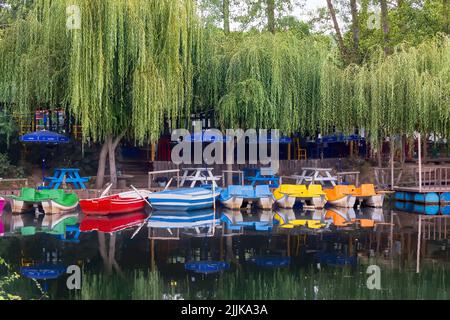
[308,184,326,196]
[255,185,272,197]
[359,184,376,196]
[20,187,36,200]
[279,184,307,195]
[228,185,255,198]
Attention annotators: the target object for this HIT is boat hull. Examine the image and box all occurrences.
[327,195,356,208]
[41,200,79,215]
[147,188,220,211]
[257,197,274,210]
[359,194,384,208]
[275,195,296,209]
[275,195,326,209]
[220,197,244,210]
[80,198,146,215]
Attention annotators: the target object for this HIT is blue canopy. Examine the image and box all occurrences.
[185,261,230,274]
[20,264,67,280]
[20,130,70,144]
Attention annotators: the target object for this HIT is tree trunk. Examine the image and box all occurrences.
[422,135,428,161]
[380,0,391,55]
[326,0,349,62]
[95,140,110,189]
[108,135,123,189]
[223,0,230,34]
[267,0,275,34]
[350,0,360,60]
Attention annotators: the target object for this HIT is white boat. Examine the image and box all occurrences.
[147,187,220,211]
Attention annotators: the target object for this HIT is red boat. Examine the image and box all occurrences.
[79,190,152,216]
[80,212,147,233]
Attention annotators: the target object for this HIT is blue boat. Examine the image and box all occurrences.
[147,187,221,211]
[219,185,274,210]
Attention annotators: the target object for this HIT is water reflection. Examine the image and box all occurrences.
[0,204,450,299]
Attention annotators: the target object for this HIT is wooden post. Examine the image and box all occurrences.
[287,143,291,160]
[390,136,395,190]
[418,133,422,193]
[416,215,422,273]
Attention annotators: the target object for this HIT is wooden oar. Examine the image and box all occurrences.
[100,183,113,198]
[130,185,153,239]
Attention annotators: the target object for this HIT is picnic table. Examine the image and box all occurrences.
[290,167,337,186]
[179,167,221,188]
[243,168,280,188]
[40,168,90,190]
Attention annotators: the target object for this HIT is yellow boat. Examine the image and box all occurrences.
[273,184,327,209]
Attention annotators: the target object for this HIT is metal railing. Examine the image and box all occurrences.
[148,169,180,190]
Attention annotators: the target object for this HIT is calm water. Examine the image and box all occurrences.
[1,201,450,300]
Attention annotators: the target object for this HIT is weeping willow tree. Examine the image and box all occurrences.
[195,31,449,149]
[0,0,201,188]
[0,0,448,182]
[195,32,331,136]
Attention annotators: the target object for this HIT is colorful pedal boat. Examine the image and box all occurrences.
[273,184,327,209]
[219,185,274,210]
[324,184,384,208]
[146,187,220,211]
[351,184,385,207]
[8,188,79,214]
[324,185,356,208]
[79,190,152,216]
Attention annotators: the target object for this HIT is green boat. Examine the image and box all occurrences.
[9,188,79,214]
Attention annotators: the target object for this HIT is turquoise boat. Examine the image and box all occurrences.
[219,185,274,210]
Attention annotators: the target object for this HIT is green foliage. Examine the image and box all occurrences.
[196,30,449,143]
[0,257,22,300]
[0,0,448,147]
[0,0,202,144]
[0,153,24,177]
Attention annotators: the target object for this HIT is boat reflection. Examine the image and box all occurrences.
[220,209,273,232]
[148,209,219,239]
[274,208,329,230]
[1,212,79,241]
[80,212,146,233]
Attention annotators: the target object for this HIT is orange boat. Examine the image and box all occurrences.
[324,184,385,208]
[324,185,356,208]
